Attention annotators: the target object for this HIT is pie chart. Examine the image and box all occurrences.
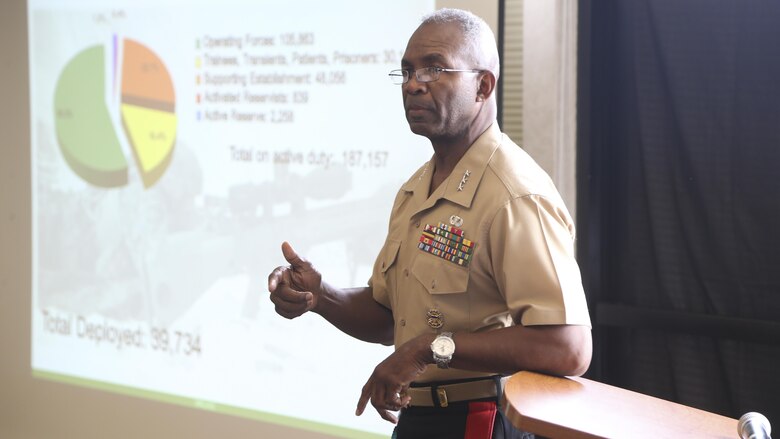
[54,38,177,188]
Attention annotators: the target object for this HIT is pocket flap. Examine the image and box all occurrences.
[412,254,469,294]
[380,240,401,273]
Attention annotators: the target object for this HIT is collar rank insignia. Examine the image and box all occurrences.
[457,170,471,191]
[417,222,476,267]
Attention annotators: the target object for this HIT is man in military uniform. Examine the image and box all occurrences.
[268,8,592,438]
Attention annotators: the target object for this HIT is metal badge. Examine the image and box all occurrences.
[427,309,444,329]
[449,215,463,228]
[457,170,471,191]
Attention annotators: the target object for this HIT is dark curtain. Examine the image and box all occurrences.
[579,0,780,424]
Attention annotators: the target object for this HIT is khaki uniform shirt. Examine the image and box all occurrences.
[370,122,591,382]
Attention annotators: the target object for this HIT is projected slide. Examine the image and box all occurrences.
[54,39,176,188]
[29,1,434,437]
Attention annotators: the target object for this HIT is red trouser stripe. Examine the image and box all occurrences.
[464,401,497,439]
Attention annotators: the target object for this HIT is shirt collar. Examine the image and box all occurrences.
[401,122,503,210]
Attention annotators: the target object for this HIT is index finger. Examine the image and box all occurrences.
[270,280,313,305]
[267,266,286,292]
[356,378,373,416]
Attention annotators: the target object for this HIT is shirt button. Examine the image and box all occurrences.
[400,319,406,327]
[381,262,385,269]
[414,220,421,228]
[403,268,409,277]
[431,280,436,289]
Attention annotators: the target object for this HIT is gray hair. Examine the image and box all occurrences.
[421,8,487,43]
[420,8,500,77]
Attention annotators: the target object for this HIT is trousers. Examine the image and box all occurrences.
[391,376,534,439]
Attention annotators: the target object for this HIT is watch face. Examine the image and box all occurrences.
[433,337,455,356]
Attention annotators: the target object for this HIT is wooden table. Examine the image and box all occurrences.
[502,371,738,438]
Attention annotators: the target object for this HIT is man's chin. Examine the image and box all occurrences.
[407,121,434,138]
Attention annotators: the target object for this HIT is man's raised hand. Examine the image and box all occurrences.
[268,242,323,319]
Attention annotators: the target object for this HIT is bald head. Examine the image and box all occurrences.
[419,8,500,81]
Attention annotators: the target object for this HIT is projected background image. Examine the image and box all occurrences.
[29,1,435,436]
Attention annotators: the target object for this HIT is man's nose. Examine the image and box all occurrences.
[404,75,427,94]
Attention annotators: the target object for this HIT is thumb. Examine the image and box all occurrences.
[281,241,306,268]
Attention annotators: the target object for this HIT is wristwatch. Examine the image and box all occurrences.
[431,332,455,369]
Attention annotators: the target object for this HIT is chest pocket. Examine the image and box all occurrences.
[373,239,401,307]
[411,253,469,295]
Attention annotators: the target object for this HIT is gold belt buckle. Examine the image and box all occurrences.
[436,388,449,407]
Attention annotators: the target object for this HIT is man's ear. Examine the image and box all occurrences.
[476,70,497,102]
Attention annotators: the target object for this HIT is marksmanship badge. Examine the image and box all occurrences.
[427,309,444,329]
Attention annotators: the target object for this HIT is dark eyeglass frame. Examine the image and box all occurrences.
[388,66,484,85]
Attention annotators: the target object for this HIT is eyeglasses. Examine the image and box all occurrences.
[388,67,483,85]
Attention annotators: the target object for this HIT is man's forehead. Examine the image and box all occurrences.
[402,51,447,65]
[403,22,465,63]
[409,21,464,45]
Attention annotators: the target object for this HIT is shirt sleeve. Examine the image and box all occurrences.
[488,194,592,327]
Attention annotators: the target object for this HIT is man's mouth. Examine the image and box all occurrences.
[406,103,431,116]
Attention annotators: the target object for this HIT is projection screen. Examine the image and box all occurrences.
[28,0,435,437]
